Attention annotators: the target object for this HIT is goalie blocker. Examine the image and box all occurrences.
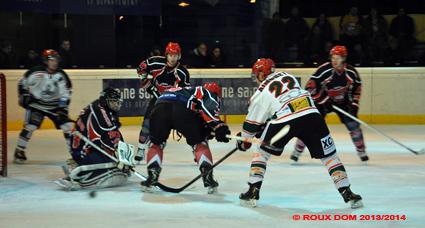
[55,88,133,190]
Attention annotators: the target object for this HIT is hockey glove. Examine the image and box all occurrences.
[236,132,252,151]
[214,124,230,143]
[349,103,359,117]
[204,125,215,140]
[58,98,69,108]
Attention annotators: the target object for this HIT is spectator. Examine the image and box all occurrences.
[284,7,310,62]
[188,42,209,68]
[339,6,364,64]
[263,12,286,62]
[313,13,334,42]
[363,8,389,62]
[208,46,226,68]
[19,49,40,69]
[0,40,13,69]
[389,8,416,63]
[58,39,74,68]
[149,46,161,57]
[307,13,334,64]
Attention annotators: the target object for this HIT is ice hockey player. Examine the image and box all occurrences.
[236,58,363,208]
[136,42,190,163]
[140,83,230,194]
[14,49,73,164]
[291,45,368,162]
[55,88,132,190]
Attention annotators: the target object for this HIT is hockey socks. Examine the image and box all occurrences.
[321,153,350,189]
[248,151,271,184]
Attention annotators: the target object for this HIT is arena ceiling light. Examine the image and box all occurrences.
[178,2,190,7]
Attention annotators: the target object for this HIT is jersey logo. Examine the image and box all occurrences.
[288,97,311,112]
[321,134,336,155]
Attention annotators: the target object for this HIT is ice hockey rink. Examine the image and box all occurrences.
[1,124,425,228]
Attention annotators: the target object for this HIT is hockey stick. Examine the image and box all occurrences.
[28,104,60,116]
[156,147,239,193]
[157,125,291,193]
[72,131,176,191]
[72,131,147,181]
[332,105,425,155]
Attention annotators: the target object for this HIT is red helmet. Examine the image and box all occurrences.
[251,58,275,82]
[330,45,348,57]
[42,49,60,61]
[165,42,181,56]
[203,82,222,98]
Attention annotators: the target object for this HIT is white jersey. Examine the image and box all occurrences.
[242,71,319,136]
[18,65,72,111]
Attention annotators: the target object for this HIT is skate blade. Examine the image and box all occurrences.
[289,156,299,163]
[141,185,156,193]
[240,199,257,208]
[350,199,364,209]
[13,158,27,164]
[207,187,218,194]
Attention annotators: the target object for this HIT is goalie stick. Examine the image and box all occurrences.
[72,130,173,191]
[157,125,291,193]
[332,105,425,155]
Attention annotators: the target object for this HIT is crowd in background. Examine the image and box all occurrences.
[264,6,422,66]
[1,6,424,69]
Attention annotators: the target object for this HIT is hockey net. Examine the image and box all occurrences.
[0,73,6,177]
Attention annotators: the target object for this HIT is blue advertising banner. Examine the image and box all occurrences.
[0,0,161,16]
[103,77,301,117]
[102,78,258,116]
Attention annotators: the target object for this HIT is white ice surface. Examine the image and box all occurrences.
[1,125,425,228]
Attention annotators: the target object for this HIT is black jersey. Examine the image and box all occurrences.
[157,86,223,129]
[305,62,361,108]
[72,100,123,156]
[137,56,190,98]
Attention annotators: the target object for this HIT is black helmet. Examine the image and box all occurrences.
[100,88,122,112]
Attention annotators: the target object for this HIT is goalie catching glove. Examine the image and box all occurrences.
[115,141,136,171]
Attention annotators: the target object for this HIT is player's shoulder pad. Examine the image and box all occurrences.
[24,65,45,77]
[345,64,361,82]
[90,101,118,130]
[57,68,73,88]
[147,56,167,65]
[311,62,332,79]
[177,64,190,77]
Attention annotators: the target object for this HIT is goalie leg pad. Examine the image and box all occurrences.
[321,153,350,189]
[68,163,127,188]
[96,171,128,188]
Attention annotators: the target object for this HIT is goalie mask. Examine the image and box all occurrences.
[100,88,123,112]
